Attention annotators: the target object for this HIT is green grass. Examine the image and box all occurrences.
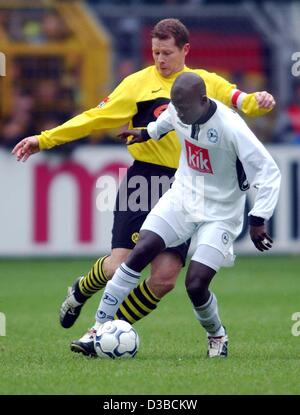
[0,256,300,395]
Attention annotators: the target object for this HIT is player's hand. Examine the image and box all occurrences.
[250,225,273,252]
[118,130,146,145]
[12,135,40,162]
[255,91,276,110]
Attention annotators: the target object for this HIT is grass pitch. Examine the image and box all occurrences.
[0,256,299,395]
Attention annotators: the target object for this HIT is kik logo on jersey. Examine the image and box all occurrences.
[185,141,213,174]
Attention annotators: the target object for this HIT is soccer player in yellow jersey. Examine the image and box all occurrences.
[13,19,275,356]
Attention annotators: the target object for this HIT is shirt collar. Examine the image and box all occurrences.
[195,99,217,125]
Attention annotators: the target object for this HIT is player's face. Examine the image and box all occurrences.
[152,37,190,78]
[172,96,206,125]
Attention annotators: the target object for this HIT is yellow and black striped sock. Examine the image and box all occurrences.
[115,279,160,324]
[79,255,109,298]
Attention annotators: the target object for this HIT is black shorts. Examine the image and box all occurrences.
[111,160,190,266]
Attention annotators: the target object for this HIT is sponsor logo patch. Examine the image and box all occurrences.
[185,140,213,174]
[131,232,140,244]
[207,128,219,143]
[97,310,107,320]
[222,232,229,245]
[154,104,168,118]
[151,87,163,94]
[98,96,109,108]
[103,292,118,306]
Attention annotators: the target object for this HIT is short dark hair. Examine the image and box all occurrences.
[151,18,189,49]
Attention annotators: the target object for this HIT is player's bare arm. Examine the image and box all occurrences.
[11,135,40,162]
[255,91,276,110]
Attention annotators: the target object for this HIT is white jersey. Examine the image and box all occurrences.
[146,99,281,226]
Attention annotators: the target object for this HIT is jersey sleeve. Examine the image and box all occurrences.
[147,104,174,140]
[231,117,281,221]
[38,77,137,150]
[205,71,236,108]
[198,70,273,117]
[240,93,271,117]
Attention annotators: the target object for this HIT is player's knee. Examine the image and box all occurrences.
[148,270,177,297]
[105,249,133,278]
[152,279,175,296]
[104,260,117,279]
[185,272,208,299]
[104,256,125,279]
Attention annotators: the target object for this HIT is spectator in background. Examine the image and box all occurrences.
[274,82,300,144]
[41,12,70,41]
[115,17,139,82]
[1,91,35,149]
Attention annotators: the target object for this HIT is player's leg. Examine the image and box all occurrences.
[94,206,192,329]
[185,245,228,358]
[71,245,186,356]
[115,249,183,323]
[94,228,169,326]
[59,249,130,329]
[70,230,167,357]
[114,203,191,323]
[59,161,142,329]
[70,243,186,356]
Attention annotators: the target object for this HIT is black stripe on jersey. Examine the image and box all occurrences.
[191,123,200,141]
[132,98,170,128]
[236,158,250,191]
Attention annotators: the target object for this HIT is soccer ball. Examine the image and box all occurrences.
[94,320,140,359]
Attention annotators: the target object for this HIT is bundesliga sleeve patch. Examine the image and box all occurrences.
[98,96,110,108]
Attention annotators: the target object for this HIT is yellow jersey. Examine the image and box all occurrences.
[38,65,271,169]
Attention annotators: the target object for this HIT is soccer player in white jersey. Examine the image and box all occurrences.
[93,72,281,357]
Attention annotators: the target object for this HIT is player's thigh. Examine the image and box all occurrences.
[195,221,236,260]
[112,161,175,252]
[191,244,226,273]
[104,248,132,278]
[146,188,197,244]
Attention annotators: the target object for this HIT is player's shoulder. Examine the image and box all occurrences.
[213,99,253,137]
[122,66,155,84]
[213,99,241,126]
[214,98,239,119]
[189,67,223,82]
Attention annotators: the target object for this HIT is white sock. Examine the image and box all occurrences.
[193,292,225,337]
[95,263,140,323]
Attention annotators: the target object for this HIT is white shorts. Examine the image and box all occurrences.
[141,190,239,270]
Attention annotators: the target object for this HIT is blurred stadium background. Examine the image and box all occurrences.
[0,0,299,257]
[1,0,300,397]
